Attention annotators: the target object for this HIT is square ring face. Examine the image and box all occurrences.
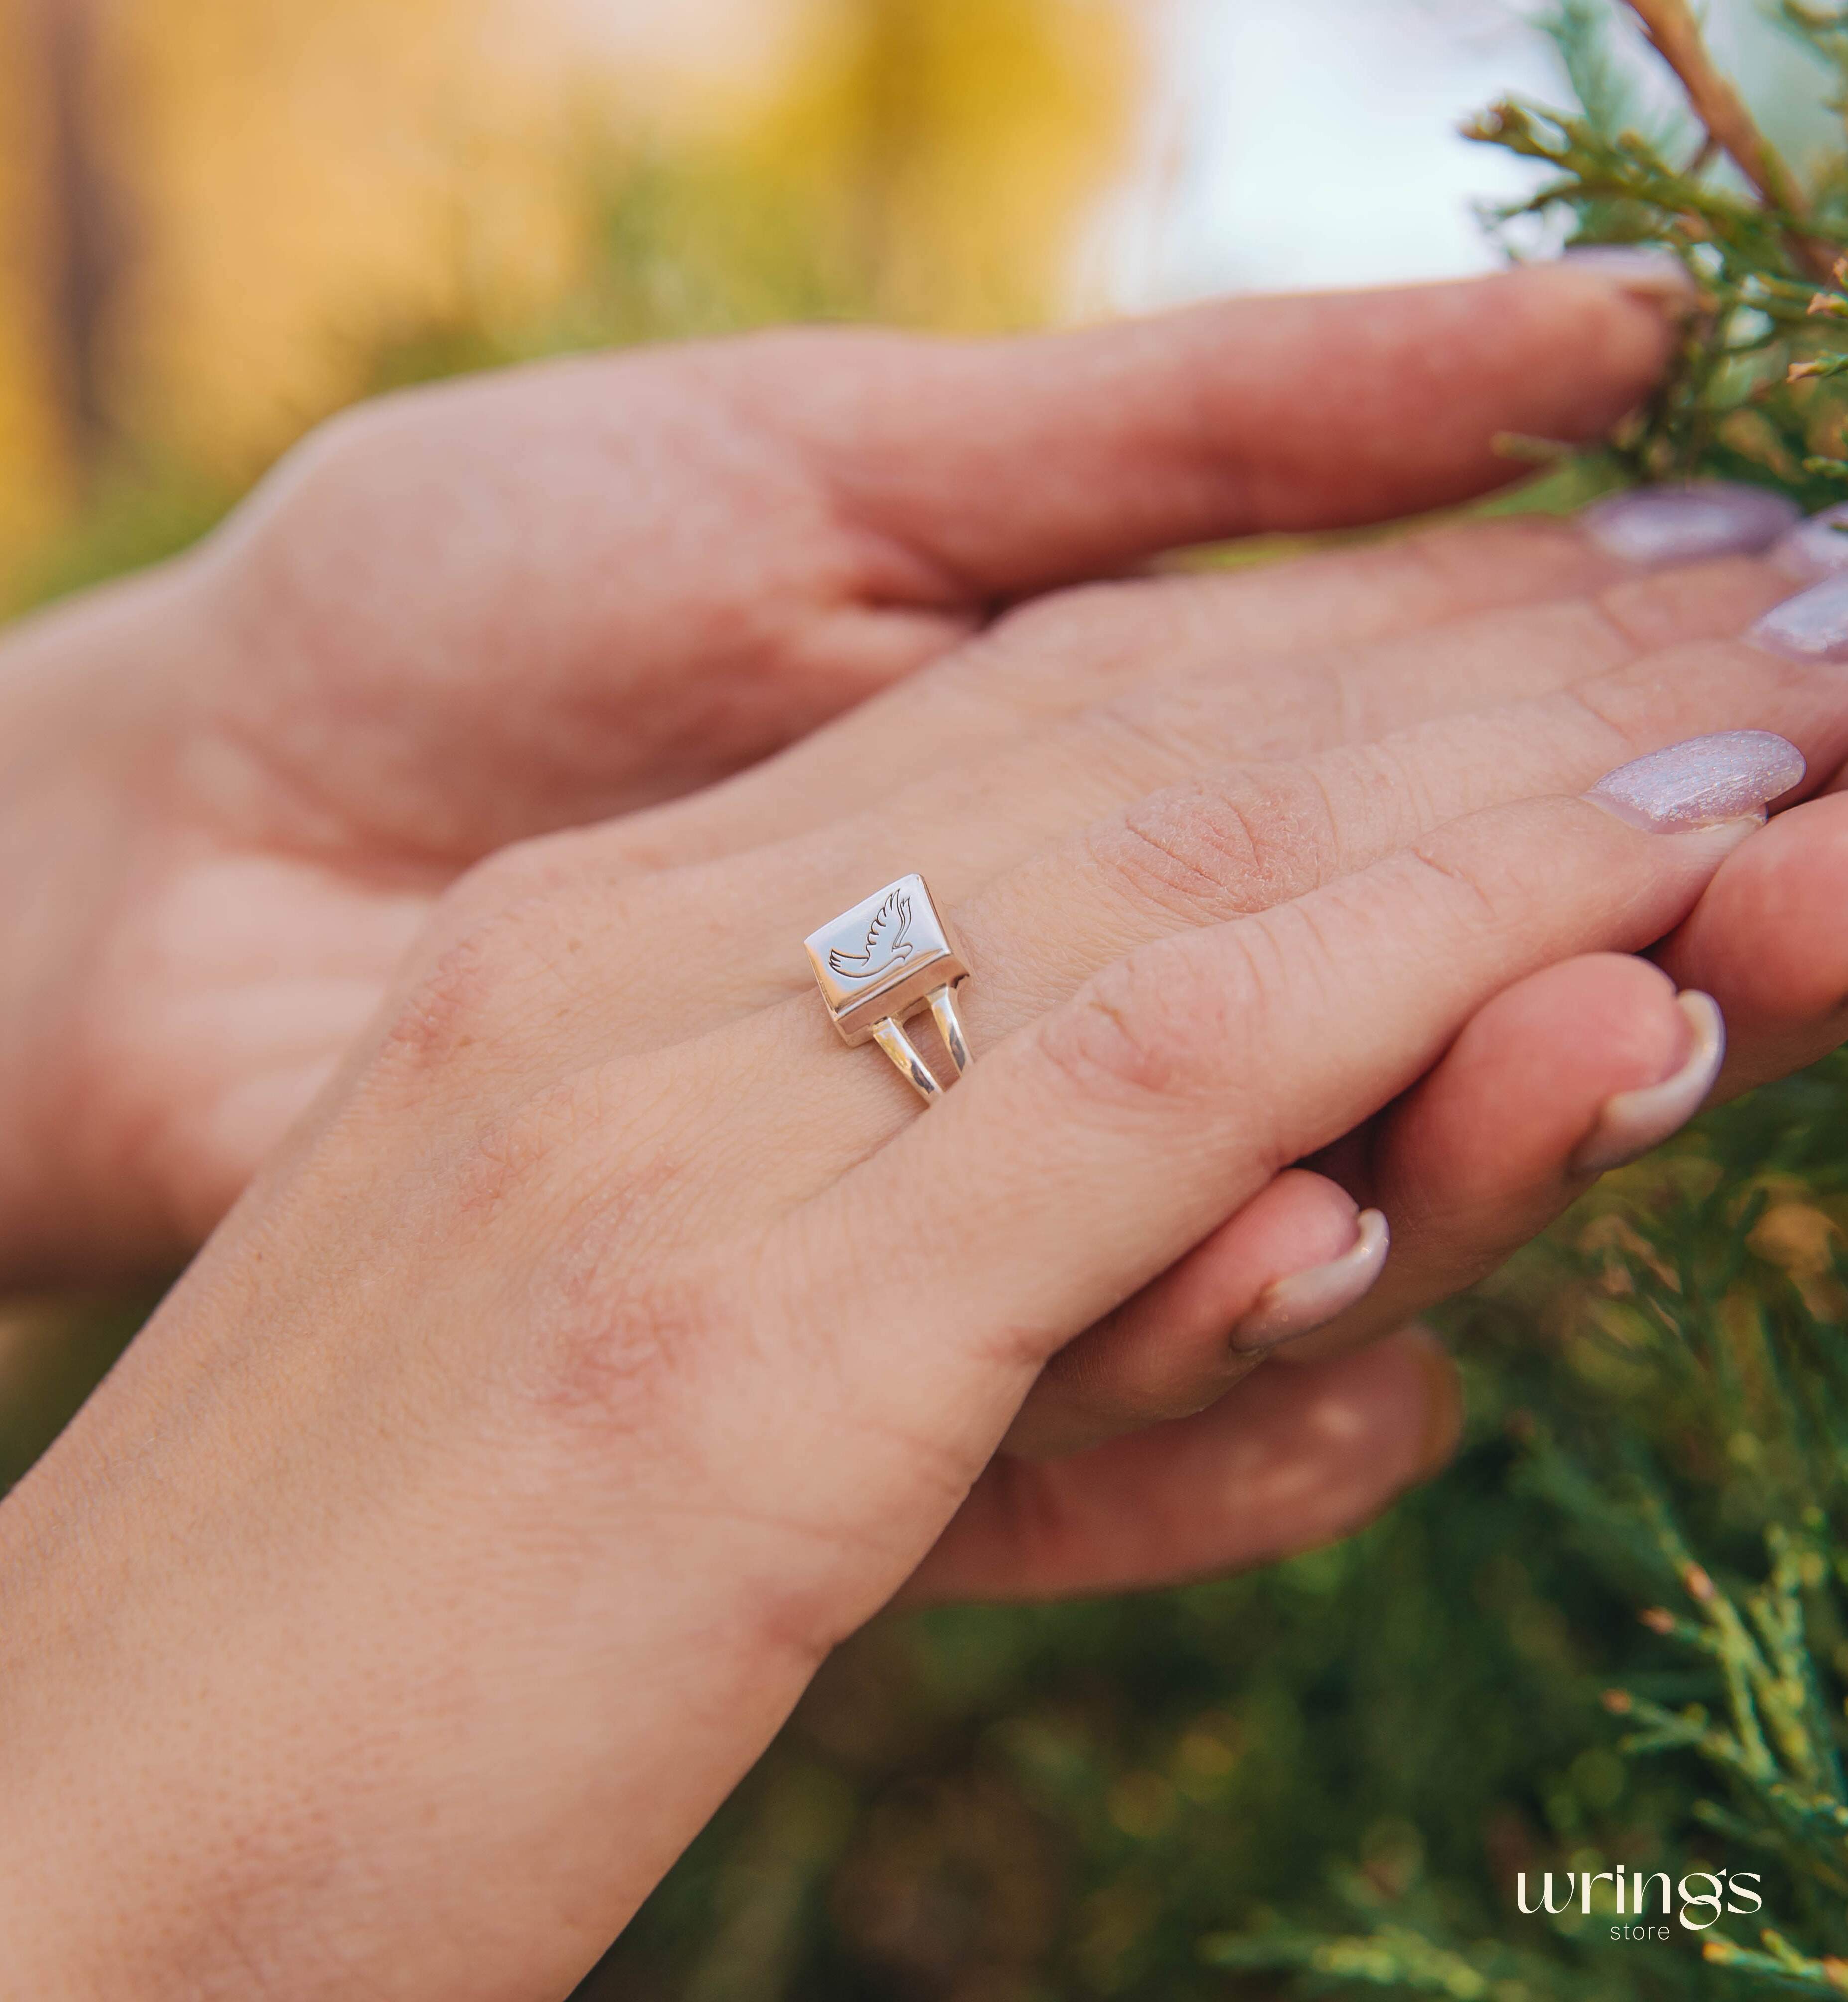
[805,873,968,1045]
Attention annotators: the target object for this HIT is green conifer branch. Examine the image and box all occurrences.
[1621,0,1828,273]
[1467,3,1848,499]
[1701,1930,1848,1992]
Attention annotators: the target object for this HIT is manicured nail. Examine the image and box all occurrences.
[1584,729,1805,832]
[1568,990,1725,1177]
[1229,1209,1389,1354]
[1748,574,1848,662]
[1558,243,1699,307]
[1579,482,1802,567]
[1770,501,1848,580]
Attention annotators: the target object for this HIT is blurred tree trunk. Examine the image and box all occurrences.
[25,0,131,475]
[845,0,927,307]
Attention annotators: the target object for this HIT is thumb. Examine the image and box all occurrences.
[758,261,1683,595]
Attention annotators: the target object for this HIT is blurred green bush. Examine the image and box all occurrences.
[12,4,1848,1998]
[582,1054,1848,2000]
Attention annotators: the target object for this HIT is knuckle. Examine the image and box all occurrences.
[1033,934,1258,1110]
[373,923,524,1080]
[1539,677,1637,762]
[469,1067,727,1432]
[520,1245,719,1440]
[1399,830,1529,935]
[441,1072,577,1221]
[446,832,579,927]
[1084,765,1340,927]
[982,573,1214,674]
[1399,514,1576,593]
[371,868,566,1083]
[702,324,916,410]
[220,396,455,638]
[246,398,404,537]
[278,398,386,486]
[374,836,643,1086]
[1571,579,1665,659]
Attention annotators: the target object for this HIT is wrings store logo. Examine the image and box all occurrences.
[1518,1868,1762,1940]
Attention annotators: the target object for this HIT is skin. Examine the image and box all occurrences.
[5,264,1848,1993]
[0,758,1773,1998]
[0,262,1674,1278]
[361,609,1847,1467]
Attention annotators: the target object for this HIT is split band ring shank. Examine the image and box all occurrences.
[869,987,971,1102]
[804,874,974,1104]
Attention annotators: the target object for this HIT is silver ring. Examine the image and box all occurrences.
[804,873,973,1104]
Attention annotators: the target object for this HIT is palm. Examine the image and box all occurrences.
[194,338,994,865]
[68,339,1002,1254]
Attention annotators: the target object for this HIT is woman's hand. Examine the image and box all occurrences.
[0,264,1678,1280]
[396,543,1848,1480]
[0,622,1822,1996]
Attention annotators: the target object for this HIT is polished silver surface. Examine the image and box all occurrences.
[927,984,971,1076]
[807,873,974,1102]
[870,1017,944,1102]
[805,873,970,1045]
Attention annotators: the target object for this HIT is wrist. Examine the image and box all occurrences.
[0,1238,831,1999]
[0,560,216,1282]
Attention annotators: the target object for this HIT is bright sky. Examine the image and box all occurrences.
[539,0,1584,303]
[1084,0,1561,306]
[1089,0,1835,309]
[537,0,1833,310]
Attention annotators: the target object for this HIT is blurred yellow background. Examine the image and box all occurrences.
[0,0,1136,602]
[11,11,1848,2000]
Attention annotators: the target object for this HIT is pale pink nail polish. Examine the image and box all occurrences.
[1229,1209,1390,1354]
[1584,730,1805,832]
[1580,483,1802,567]
[1769,501,1848,580]
[1569,991,1725,1176]
[1558,244,1699,307]
[1748,575,1848,662]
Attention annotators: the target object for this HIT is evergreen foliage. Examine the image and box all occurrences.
[593,1059,1848,1999]
[596,7,1848,1994]
[1472,0,1848,504]
[12,6,1848,1997]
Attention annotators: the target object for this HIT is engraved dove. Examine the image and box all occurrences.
[828,888,915,981]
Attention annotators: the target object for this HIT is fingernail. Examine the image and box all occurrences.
[1584,729,1805,832]
[1568,990,1726,1176]
[1579,482,1802,566]
[1748,574,1848,662]
[1769,501,1848,580]
[1229,1209,1390,1354]
[1558,243,1700,308]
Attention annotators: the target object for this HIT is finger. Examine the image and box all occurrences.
[765,776,1775,1466]
[998,1169,1379,1458]
[1275,956,1722,1363]
[684,492,1810,868]
[608,515,1639,870]
[902,1330,1459,1605]
[919,663,1823,1107]
[766,263,1678,596]
[1000,954,1711,1456]
[196,264,1679,863]
[454,556,1798,1059]
[1654,791,1848,1095]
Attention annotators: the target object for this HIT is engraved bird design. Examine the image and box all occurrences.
[829,888,915,981]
